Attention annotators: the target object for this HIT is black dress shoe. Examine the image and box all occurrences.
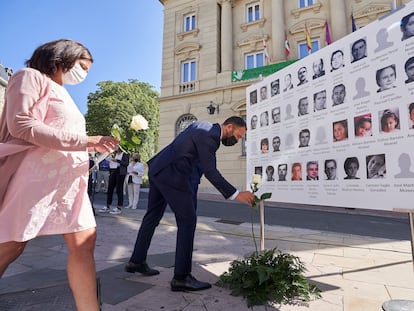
[124,262,160,276]
[170,274,212,292]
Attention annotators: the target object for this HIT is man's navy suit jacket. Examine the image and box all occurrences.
[148,121,237,199]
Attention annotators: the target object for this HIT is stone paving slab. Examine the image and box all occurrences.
[0,203,413,311]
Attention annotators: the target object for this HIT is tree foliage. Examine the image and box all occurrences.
[85,80,159,162]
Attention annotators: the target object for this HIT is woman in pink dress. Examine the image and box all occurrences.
[0,39,118,311]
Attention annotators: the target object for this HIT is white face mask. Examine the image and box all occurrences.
[61,62,88,85]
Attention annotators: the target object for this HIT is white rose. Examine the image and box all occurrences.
[130,115,149,131]
[252,174,261,185]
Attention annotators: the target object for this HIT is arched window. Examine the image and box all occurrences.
[175,114,198,136]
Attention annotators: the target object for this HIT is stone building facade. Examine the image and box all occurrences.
[0,63,13,114]
[157,0,408,194]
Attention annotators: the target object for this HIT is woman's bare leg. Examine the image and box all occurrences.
[0,241,27,278]
[64,228,99,311]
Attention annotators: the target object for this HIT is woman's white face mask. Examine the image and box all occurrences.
[62,62,88,85]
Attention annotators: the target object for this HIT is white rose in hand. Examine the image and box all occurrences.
[130,115,149,131]
[252,174,262,185]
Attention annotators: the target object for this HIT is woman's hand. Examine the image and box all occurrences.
[87,136,118,153]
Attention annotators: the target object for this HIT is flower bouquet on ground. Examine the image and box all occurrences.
[216,174,321,308]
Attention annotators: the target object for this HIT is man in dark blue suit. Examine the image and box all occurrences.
[125,116,254,291]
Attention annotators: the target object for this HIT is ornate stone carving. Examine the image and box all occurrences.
[175,42,201,56]
[240,18,266,32]
[177,29,200,41]
[289,19,325,35]
[354,3,390,21]
[291,3,322,19]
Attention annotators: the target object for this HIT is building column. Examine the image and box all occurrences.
[330,0,347,40]
[221,0,233,72]
[271,0,286,62]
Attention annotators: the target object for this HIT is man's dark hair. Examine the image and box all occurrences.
[352,38,366,50]
[405,57,414,71]
[223,116,247,129]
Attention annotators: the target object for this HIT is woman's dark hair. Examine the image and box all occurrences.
[344,157,359,171]
[260,138,269,147]
[380,109,399,130]
[25,39,93,77]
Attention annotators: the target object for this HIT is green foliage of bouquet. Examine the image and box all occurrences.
[216,174,321,307]
[217,248,321,307]
[111,114,148,154]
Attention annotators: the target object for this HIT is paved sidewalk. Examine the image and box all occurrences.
[0,196,413,310]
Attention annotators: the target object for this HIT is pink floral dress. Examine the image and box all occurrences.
[0,68,95,242]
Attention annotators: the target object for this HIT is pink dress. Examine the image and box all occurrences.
[0,68,95,243]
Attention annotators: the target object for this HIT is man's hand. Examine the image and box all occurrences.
[235,191,255,206]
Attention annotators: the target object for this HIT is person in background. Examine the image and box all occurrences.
[297,66,308,86]
[88,153,97,202]
[404,57,414,84]
[265,165,275,181]
[283,73,294,92]
[355,116,372,137]
[298,129,310,148]
[344,157,360,179]
[351,38,367,63]
[298,97,309,116]
[270,79,280,96]
[312,58,325,79]
[125,117,254,292]
[272,136,281,152]
[324,159,338,180]
[250,115,258,130]
[0,39,118,311]
[330,50,345,71]
[401,12,414,41]
[409,103,414,129]
[380,109,400,133]
[278,164,287,181]
[376,65,397,92]
[291,163,302,181]
[260,138,269,153]
[332,84,346,106]
[366,154,386,179]
[271,107,281,124]
[314,90,327,111]
[260,111,269,127]
[333,120,348,142]
[96,156,110,193]
[260,85,267,101]
[306,161,319,180]
[99,146,129,215]
[125,154,145,209]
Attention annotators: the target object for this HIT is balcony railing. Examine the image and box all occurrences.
[179,81,197,93]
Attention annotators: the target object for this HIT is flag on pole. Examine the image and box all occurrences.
[263,38,271,64]
[285,34,290,56]
[325,20,332,45]
[351,13,357,32]
[305,24,312,55]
